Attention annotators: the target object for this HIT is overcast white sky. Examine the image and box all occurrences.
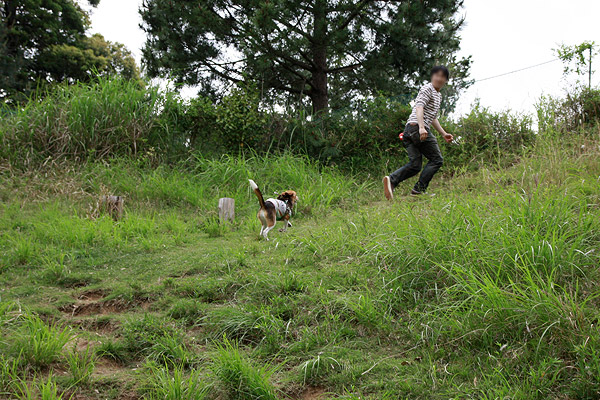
[87,0,599,117]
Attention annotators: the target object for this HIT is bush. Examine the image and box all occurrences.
[272,96,412,170]
[441,102,535,172]
[537,86,600,133]
[0,76,539,175]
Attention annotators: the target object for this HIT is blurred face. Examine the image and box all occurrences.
[431,71,448,90]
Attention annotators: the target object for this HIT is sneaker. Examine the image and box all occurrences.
[383,176,393,200]
[411,189,435,197]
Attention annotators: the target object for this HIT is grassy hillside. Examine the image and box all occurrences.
[1,134,599,399]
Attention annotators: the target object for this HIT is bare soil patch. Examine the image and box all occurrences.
[60,298,150,317]
[300,387,327,400]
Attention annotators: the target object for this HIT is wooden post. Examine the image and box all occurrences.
[98,195,124,221]
[218,198,235,223]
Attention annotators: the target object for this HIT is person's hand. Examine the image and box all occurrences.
[443,133,454,143]
[419,127,428,141]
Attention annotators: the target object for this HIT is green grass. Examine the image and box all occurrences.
[0,133,599,398]
[8,314,73,369]
[212,339,279,400]
[15,375,70,400]
[142,362,209,400]
[65,346,96,386]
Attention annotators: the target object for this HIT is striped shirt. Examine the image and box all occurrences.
[407,83,442,129]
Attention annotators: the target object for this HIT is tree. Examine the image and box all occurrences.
[0,0,139,101]
[555,41,596,89]
[41,34,141,84]
[140,0,471,113]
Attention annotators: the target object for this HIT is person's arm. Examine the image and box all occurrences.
[432,118,453,143]
[414,86,432,140]
[416,106,427,140]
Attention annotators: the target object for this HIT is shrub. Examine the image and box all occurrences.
[274,97,411,170]
[441,102,535,172]
[0,75,540,175]
[537,86,600,133]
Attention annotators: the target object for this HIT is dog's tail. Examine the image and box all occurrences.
[249,179,266,209]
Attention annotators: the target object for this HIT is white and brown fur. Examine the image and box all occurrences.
[249,179,298,240]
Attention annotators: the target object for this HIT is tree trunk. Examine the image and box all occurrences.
[310,0,328,114]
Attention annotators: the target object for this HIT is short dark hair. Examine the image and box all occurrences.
[431,65,450,80]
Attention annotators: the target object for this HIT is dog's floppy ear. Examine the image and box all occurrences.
[278,190,298,204]
[277,191,291,201]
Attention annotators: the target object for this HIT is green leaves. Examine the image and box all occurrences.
[140,0,472,112]
[555,41,596,77]
[0,0,138,101]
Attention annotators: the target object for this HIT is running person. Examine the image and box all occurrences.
[383,66,454,200]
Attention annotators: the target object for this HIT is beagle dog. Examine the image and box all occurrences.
[249,180,298,240]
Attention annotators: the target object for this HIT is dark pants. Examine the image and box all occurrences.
[389,124,444,192]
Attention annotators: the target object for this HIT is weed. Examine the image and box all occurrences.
[212,339,279,400]
[209,307,283,349]
[277,273,306,295]
[40,254,71,285]
[300,354,344,385]
[16,374,71,400]
[203,217,229,238]
[168,298,206,323]
[142,362,209,400]
[65,346,96,386]
[96,340,128,364]
[148,334,194,367]
[122,315,189,363]
[11,315,72,369]
[0,354,21,396]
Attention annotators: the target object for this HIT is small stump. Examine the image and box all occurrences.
[98,195,124,221]
[218,198,235,223]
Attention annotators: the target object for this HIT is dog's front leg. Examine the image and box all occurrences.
[279,217,291,232]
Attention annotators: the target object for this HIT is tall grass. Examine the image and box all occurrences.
[0,76,165,166]
[0,152,371,270]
